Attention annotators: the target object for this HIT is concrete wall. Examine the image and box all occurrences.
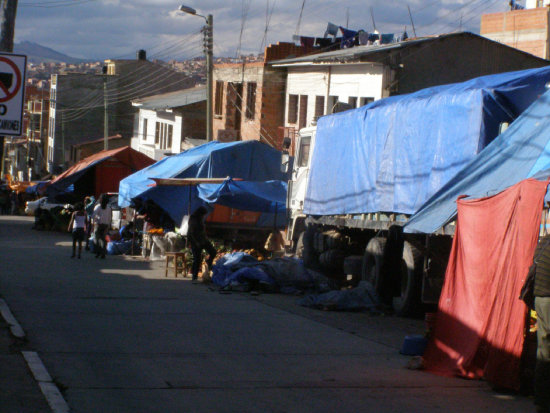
[284,64,385,128]
[382,33,550,95]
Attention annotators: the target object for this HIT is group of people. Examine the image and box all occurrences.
[67,194,112,259]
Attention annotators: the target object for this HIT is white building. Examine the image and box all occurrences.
[131,87,207,161]
[276,63,387,129]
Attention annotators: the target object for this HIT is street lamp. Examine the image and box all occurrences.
[179,4,213,142]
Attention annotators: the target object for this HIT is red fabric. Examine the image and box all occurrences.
[423,178,547,390]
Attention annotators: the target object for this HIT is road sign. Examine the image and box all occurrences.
[0,53,26,136]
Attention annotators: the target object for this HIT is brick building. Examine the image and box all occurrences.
[481,1,550,59]
[213,42,316,150]
[70,134,130,164]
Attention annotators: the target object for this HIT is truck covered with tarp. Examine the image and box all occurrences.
[286,65,550,315]
[118,141,288,241]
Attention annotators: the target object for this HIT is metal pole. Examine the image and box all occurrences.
[103,75,108,150]
[206,14,213,141]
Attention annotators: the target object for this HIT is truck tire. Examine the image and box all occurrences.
[362,237,387,293]
[392,241,422,317]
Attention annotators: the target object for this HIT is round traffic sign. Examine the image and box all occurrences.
[0,56,22,103]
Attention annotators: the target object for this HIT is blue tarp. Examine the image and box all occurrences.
[404,89,550,234]
[197,179,287,213]
[303,66,550,216]
[118,141,287,224]
[25,181,48,194]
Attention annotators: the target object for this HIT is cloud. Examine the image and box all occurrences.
[15,0,510,60]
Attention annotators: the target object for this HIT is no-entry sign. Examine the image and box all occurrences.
[0,53,26,136]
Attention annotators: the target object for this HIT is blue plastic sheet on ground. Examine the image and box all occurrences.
[212,254,329,293]
[107,240,133,255]
[299,281,382,311]
[405,88,550,234]
[211,252,259,287]
[304,66,550,217]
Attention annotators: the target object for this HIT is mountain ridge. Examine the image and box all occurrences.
[13,41,87,64]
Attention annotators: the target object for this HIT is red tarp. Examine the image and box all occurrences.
[423,178,547,390]
[50,146,154,185]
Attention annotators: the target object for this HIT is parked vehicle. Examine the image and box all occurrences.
[285,68,550,315]
[25,197,68,215]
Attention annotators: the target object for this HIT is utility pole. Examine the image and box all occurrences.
[103,66,109,150]
[0,0,18,178]
[205,14,213,141]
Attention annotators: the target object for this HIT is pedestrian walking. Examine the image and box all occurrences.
[534,234,550,413]
[83,196,95,251]
[9,191,18,215]
[91,194,112,259]
[187,206,216,283]
[68,203,87,259]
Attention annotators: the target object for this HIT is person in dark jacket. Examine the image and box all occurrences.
[187,206,216,283]
[534,235,550,413]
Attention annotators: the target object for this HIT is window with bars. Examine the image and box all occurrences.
[314,96,325,119]
[167,124,173,150]
[142,119,148,140]
[360,97,375,106]
[214,81,224,116]
[298,95,308,129]
[348,96,358,108]
[288,94,298,124]
[245,82,257,119]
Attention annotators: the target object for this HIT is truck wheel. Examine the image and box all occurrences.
[392,241,422,317]
[362,237,387,293]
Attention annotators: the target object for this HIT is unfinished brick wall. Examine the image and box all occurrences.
[481,8,550,59]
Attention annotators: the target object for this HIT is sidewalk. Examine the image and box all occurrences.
[0,298,51,412]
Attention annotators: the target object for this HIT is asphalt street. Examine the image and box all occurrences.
[0,215,536,412]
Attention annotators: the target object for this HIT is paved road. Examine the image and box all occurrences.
[0,216,535,412]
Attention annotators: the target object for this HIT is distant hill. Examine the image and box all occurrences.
[13,41,85,64]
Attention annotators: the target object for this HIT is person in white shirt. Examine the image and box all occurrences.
[92,194,112,259]
[68,202,87,259]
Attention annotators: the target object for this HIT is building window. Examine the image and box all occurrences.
[297,136,311,167]
[314,96,325,119]
[328,96,340,113]
[298,95,308,129]
[360,97,375,106]
[348,96,358,108]
[215,81,224,116]
[155,122,160,144]
[245,82,256,119]
[167,124,173,150]
[142,119,148,140]
[288,94,298,124]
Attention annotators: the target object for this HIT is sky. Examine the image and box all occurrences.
[15,0,514,61]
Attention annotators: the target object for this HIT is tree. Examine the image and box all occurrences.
[0,0,18,177]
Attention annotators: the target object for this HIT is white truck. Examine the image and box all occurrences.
[285,67,550,315]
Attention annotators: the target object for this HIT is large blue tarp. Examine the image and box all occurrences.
[118,141,287,224]
[197,179,287,213]
[404,89,550,234]
[303,66,550,216]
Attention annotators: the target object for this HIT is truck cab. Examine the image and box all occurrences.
[286,126,316,248]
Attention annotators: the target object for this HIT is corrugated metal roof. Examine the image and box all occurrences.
[132,86,206,110]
